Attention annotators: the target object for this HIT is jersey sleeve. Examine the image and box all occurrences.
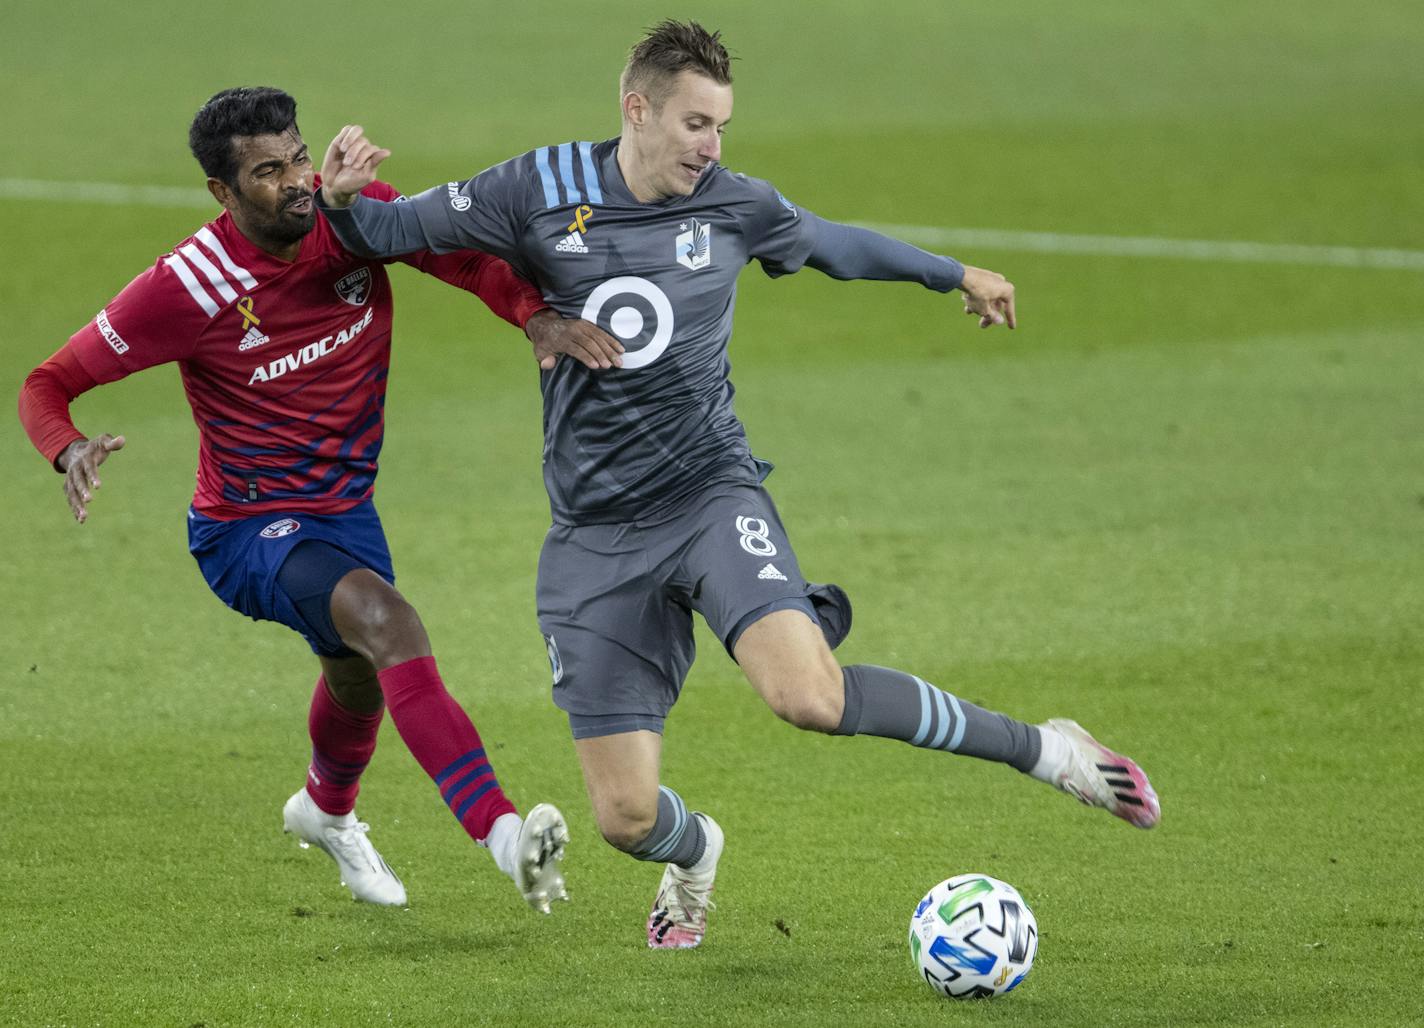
[65,260,211,385]
[320,153,538,266]
[734,175,818,278]
[408,154,535,261]
[734,174,963,290]
[404,250,548,329]
[356,178,547,329]
[801,214,965,292]
[18,344,100,468]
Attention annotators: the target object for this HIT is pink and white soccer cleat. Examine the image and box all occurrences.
[647,813,723,949]
[1043,719,1161,829]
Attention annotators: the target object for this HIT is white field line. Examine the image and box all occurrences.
[4,176,1420,272]
[854,222,1424,272]
[0,177,216,209]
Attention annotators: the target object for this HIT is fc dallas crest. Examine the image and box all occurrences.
[334,268,372,306]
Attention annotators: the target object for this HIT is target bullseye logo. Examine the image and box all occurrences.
[581,276,674,370]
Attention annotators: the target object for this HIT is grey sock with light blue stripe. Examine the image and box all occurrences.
[834,665,1041,772]
[628,786,708,869]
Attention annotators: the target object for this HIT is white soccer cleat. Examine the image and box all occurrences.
[647,813,723,949]
[1042,719,1161,829]
[512,803,570,914]
[282,789,407,906]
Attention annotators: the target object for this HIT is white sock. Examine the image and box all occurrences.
[1028,724,1070,784]
[483,812,523,879]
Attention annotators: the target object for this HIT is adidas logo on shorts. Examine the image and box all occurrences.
[555,232,589,254]
[757,563,788,581]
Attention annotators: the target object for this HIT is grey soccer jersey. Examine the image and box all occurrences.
[323,138,962,524]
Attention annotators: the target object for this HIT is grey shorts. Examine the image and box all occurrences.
[536,482,851,738]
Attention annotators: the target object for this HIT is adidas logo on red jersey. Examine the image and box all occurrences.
[238,325,271,351]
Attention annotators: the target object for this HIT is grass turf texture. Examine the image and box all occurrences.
[2,1,1422,1025]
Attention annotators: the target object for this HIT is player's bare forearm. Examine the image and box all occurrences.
[319,125,390,208]
[526,310,625,371]
[958,265,1017,330]
[58,434,126,524]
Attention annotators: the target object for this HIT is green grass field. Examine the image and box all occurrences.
[3,2,1422,1025]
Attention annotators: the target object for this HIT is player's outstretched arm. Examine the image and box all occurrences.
[319,125,391,208]
[56,435,126,524]
[797,215,1016,330]
[316,127,450,260]
[958,265,1017,330]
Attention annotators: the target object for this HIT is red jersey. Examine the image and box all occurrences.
[40,180,543,519]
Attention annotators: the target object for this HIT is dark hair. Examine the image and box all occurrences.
[621,20,732,108]
[188,87,299,185]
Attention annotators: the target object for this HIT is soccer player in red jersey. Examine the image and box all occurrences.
[17,87,621,913]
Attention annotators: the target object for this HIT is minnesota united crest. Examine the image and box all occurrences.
[334,267,372,306]
[675,219,712,271]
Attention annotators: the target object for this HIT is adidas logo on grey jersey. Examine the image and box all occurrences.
[555,232,589,254]
[757,563,788,581]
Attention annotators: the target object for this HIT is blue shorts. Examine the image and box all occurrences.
[187,500,395,656]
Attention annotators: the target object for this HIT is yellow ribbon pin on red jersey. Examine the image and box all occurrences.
[237,296,261,331]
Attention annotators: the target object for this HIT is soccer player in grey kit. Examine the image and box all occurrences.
[318,20,1161,948]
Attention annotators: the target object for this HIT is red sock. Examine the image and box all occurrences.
[305,677,383,816]
[377,656,517,841]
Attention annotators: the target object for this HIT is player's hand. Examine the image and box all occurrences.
[320,125,392,208]
[58,434,125,524]
[526,310,625,370]
[959,265,1017,330]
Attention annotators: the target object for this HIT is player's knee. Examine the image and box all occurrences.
[765,665,845,733]
[769,691,844,733]
[601,820,656,854]
[366,598,428,666]
[334,580,429,667]
[593,796,658,853]
[360,594,422,657]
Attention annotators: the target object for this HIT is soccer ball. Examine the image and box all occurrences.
[909,873,1038,999]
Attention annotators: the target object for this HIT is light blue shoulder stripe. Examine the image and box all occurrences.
[533,147,560,208]
[578,141,603,204]
[557,143,581,204]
